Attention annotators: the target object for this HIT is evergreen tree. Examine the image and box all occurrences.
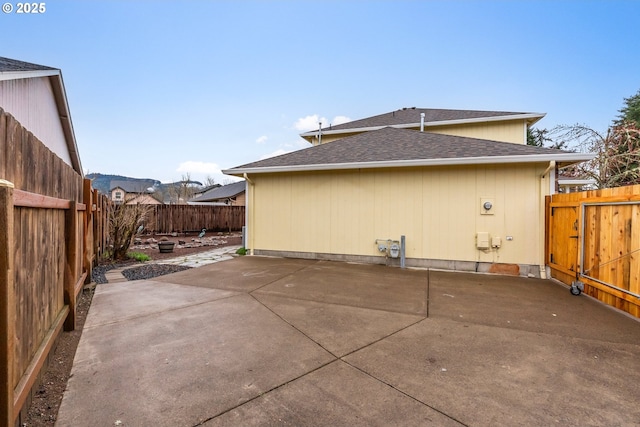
[615,89,640,126]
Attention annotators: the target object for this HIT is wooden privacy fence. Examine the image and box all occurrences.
[0,108,110,426]
[547,184,640,318]
[143,204,244,234]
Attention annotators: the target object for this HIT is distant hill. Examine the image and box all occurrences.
[86,174,205,202]
[86,173,161,195]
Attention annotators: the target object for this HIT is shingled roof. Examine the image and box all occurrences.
[190,181,245,202]
[110,180,156,193]
[300,107,545,139]
[224,127,593,175]
[0,57,57,73]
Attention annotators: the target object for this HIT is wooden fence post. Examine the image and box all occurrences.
[83,179,93,283]
[0,179,15,426]
[93,189,101,261]
[64,200,78,331]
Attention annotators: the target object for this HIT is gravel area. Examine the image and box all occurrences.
[122,264,192,281]
[90,232,242,284]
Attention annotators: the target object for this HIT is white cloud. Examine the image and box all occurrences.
[176,161,221,175]
[332,115,351,126]
[294,114,326,132]
[256,135,268,144]
[293,114,352,131]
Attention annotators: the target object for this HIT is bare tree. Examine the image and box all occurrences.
[527,126,570,150]
[203,175,217,187]
[167,173,201,204]
[553,123,640,189]
[108,202,151,261]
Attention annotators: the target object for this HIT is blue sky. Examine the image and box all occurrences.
[2,0,638,184]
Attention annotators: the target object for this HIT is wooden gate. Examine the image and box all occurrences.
[549,205,580,275]
[547,185,640,318]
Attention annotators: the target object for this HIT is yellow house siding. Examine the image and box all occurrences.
[311,132,360,145]
[253,173,292,251]
[249,163,550,267]
[310,119,527,146]
[425,120,526,144]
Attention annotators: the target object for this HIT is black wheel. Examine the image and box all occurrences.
[570,285,581,296]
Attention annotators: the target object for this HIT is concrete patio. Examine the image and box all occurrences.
[56,256,640,426]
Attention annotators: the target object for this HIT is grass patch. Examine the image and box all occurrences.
[128,251,151,262]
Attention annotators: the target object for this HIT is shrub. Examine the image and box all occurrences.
[108,202,151,261]
[236,247,247,256]
[128,252,151,262]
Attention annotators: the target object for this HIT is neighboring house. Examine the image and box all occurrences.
[0,56,82,174]
[188,181,246,205]
[109,180,161,205]
[223,107,594,277]
[557,171,597,193]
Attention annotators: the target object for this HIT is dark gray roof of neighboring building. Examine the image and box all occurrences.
[224,127,594,175]
[301,107,544,136]
[110,180,156,193]
[0,56,57,72]
[190,181,245,202]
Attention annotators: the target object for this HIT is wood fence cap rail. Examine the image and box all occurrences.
[0,179,14,188]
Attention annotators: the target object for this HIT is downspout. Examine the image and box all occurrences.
[243,173,255,256]
[541,160,555,180]
[538,161,555,279]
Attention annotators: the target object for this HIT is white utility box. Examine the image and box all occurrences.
[476,232,490,249]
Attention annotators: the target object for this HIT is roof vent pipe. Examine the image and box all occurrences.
[420,113,425,132]
[318,122,322,145]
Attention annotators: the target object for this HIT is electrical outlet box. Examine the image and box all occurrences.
[476,232,490,249]
[491,236,502,248]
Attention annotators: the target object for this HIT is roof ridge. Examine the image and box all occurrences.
[305,107,540,135]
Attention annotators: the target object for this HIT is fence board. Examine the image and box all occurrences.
[631,205,640,296]
[143,205,245,234]
[1,181,15,426]
[0,108,109,423]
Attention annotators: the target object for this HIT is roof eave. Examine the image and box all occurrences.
[223,153,595,176]
[48,73,83,175]
[0,69,59,81]
[300,113,547,138]
[558,179,597,185]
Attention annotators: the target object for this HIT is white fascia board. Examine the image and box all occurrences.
[299,113,547,137]
[0,69,60,81]
[49,73,83,175]
[558,179,597,185]
[223,152,595,176]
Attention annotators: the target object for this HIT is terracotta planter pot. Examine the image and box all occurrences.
[158,241,175,253]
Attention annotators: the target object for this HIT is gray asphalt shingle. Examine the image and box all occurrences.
[315,107,531,132]
[0,56,57,72]
[229,127,568,171]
